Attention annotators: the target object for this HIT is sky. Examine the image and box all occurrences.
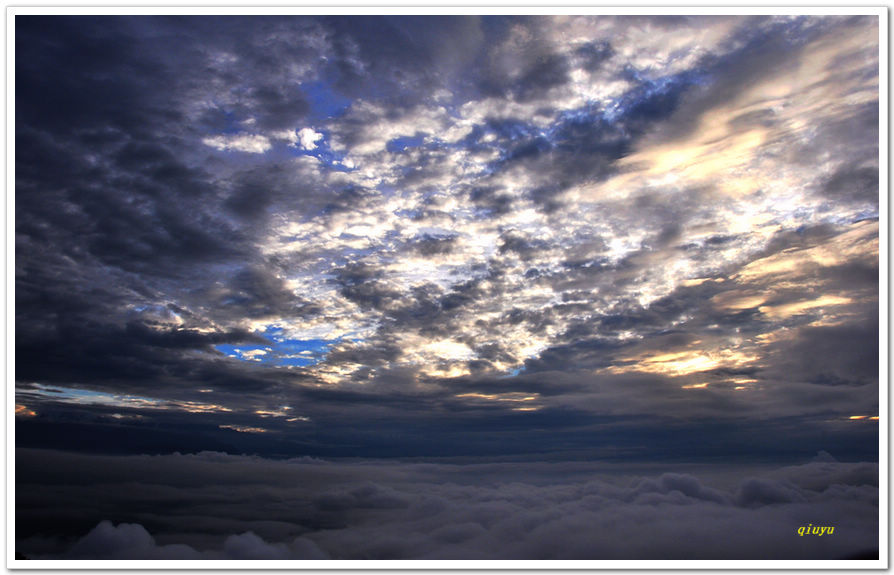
[14,14,881,561]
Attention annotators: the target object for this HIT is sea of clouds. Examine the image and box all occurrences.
[16,449,878,561]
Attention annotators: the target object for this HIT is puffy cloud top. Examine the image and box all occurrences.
[15,450,879,561]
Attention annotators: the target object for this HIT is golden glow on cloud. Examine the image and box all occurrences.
[421,363,472,379]
[456,392,543,411]
[395,337,476,378]
[758,295,853,320]
[456,393,539,402]
[711,290,768,311]
[618,125,768,196]
[422,339,475,362]
[15,404,36,417]
[609,347,758,377]
[313,362,367,385]
[735,221,878,284]
[681,377,758,391]
[754,328,791,345]
[644,351,720,374]
[454,392,543,411]
[169,401,233,414]
[607,16,880,205]
[255,406,292,418]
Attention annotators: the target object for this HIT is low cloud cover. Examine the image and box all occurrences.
[14,13,880,562]
[16,450,878,560]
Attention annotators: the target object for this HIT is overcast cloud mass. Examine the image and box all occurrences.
[14,14,880,562]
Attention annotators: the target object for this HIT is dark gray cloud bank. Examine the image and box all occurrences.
[16,449,878,560]
[15,14,880,562]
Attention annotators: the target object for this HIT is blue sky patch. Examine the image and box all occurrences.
[216,326,340,368]
[303,80,352,121]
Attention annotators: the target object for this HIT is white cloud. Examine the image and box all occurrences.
[202,133,272,154]
[297,127,324,151]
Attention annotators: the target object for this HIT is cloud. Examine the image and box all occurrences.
[202,134,272,154]
[64,521,203,560]
[17,450,878,560]
[296,128,324,150]
[218,531,292,559]
[15,15,879,464]
[59,520,329,560]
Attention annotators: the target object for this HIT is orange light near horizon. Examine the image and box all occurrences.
[15,404,36,417]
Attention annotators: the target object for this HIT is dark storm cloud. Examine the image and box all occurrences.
[510,51,571,103]
[820,166,879,204]
[470,17,575,103]
[16,19,252,330]
[484,112,629,201]
[522,338,630,372]
[208,265,319,321]
[16,318,270,389]
[765,321,879,387]
[322,16,484,104]
[16,17,174,135]
[573,41,615,72]
[16,128,237,275]
[498,230,548,261]
[332,265,404,313]
[16,450,878,560]
[408,234,458,257]
[144,16,320,129]
[15,17,352,419]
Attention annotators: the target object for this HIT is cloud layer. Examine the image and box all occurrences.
[16,449,879,561]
